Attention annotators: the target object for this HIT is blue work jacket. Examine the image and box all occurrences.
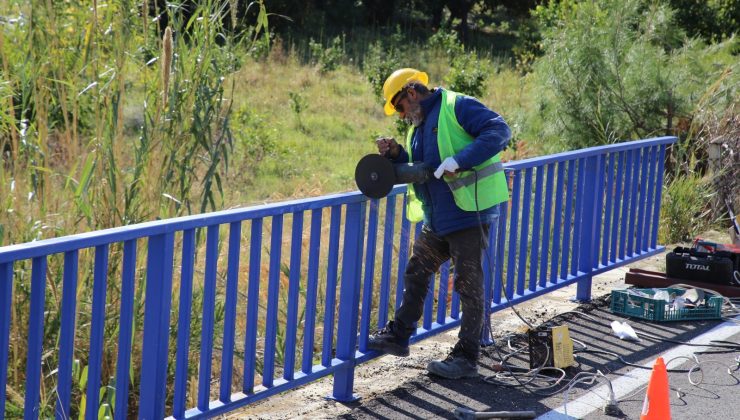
[391,88,511,235]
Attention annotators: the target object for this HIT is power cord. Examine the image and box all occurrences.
[467,167,740,416]
[470,168,621,412]
[471,168,534,334]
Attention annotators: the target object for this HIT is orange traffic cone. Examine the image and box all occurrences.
[641,356,671,420]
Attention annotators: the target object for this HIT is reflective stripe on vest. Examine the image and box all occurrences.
[446,161,504,191]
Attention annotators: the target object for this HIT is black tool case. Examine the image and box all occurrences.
[666,247,737,286]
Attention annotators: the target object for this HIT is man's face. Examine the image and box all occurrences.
[393,88,424,127]
[403,98,424,127]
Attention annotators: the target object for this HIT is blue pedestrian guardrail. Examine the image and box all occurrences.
[0,136,676,419]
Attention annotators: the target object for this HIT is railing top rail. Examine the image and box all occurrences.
[0,137,676,264]
[503,136,677,170]
[0,187,402,264]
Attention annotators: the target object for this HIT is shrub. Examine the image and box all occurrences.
[232,105,281,165]
[288,91,308,131]
[529,0,737,150]
[444,52,487,98]
[248,29,274,61]
[309,35,345,73]
[427,26,465,59]
[660,173,714,244]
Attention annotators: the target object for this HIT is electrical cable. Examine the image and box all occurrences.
[471,168,617,411]
[467,167,740,416]
[472,168,535,333]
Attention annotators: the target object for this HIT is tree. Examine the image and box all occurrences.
[364,0,397,25]
[667,0,740,41]
[530,0,738,150]
[446,0,476,43]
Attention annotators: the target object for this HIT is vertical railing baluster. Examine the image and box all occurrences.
[593,154,606,269]
[173,229,195,418]
[642,146,658,250]
[24,256,47,419]
[378,195,396,327]
[322,206,341,368]
[482,206,500,345]
[115,240,137,419]
[423,272,434,331]
[139,232,175,419]
[530,167,544,291]
[571,158,585,275]
[611,152,625,262]
[86,245,109,419]
[560,160,575,279]
[626,149,641,256]
[493,202,508,303]
[437,261,450,324]
[56,251,78,420]
[636,147,650,253]
[507,171,521,298]
[0,262,13,417]
[302,210,322,373]
[482,214,496,314]
[413,222,433,331]
[651,145,668,248]
[220,222,242,401]
[395,201,412,311]
[244,219,263,393]
[331,202,365,402]
[602,154,615,267]
[198,226,220,408]
[263,216,283,387]
[576,156,601,301]
[517,168,532,293]
[550,162,565,284]
[619,150,634,260]
[360,201,379,351]
[451,265,461,318]
[539,163,555,287]
[284,213,303,381]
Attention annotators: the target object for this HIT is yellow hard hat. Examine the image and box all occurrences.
[382,68,429,116]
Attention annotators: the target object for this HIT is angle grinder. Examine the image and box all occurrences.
[354,154,434,199]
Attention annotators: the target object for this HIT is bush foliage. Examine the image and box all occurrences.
[1,0,739,416]
[530,0,738,150]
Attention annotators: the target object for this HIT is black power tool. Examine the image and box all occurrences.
[354,154,434,199]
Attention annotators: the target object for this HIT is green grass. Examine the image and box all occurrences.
[221,53,534,206]
[3,0,731,417]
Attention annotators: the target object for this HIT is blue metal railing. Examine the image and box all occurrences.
[0,136,676,419]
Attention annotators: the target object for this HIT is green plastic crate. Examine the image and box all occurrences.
[610,288,723,322]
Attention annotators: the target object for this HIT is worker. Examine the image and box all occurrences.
[368,68,511,379]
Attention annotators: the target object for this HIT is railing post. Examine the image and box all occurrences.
[481,208,501,346]
[139,233,175,419]
[0,262,12,418]
[24,256,47,419]
[575,155,602,301]
[330,202,366,402]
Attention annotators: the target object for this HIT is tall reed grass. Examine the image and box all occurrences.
[3,0,727,416]
[0,0,268,416]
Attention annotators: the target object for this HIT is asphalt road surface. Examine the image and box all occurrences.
[336,296,740,420]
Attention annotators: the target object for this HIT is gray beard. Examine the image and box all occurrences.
[403,103,424,127]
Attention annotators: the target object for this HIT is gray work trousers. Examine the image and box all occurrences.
[393,220,495,361]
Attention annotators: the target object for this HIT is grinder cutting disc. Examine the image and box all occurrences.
[355,154,395,199]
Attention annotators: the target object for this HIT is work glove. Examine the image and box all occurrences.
[434,157,459,179]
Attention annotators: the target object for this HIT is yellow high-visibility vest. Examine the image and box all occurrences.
[405,90,508,222]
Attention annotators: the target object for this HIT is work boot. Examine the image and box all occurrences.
[427,354,478,379]
[367,321,410,357]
